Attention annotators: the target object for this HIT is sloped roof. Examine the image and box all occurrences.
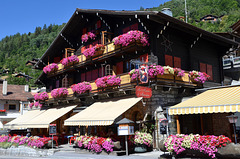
[0,84,33,101]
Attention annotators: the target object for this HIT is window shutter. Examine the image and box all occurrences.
[116,62,123,75]
[83,28,87,34]
[99,67,105,77]
[165,55,173,67]
[54,57,61,63]
[140,54,148,62]
[122,26,130,34]
[207,64,213,80]
[174,57,181,68]
[56,80,59,88]
[81,73,86,82]
[91,69,98,81]
[86,71,92,81]
[97,20,101,29]
[131,23,138,30]
[200,63,207,73]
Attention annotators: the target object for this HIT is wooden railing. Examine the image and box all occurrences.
[47,72,198,100]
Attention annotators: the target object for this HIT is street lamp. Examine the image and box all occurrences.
[226,115,238,144]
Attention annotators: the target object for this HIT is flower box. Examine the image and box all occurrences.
[43,63,59,74]
[95,75,121,89]
[189,71,210,84]
[83,44,105,59]
[60,55,79,67]
[71,82,92,96]
[34,92,49,101]
[81,32,96,43]
[51,88,69,99]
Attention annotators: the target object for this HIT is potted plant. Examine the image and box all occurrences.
[95,75,121,89]
[188,70,210,84]
[112,30,149,47]
[51,88,69,99]
[173,68,185,81]
[129,69,140,81]
[81,32,96,43]
[133,131,153,153]
[71,82,92,96]
[148,65,165,78]
[43,63,59,74]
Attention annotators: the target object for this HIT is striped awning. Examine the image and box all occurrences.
[168,86,240,115]
[64,97,142,126]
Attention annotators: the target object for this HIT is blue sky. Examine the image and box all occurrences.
[0,0,169,40]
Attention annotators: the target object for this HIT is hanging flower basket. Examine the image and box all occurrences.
[112,30,149,47]
[71,82,92,96]
[81,32,96,43]
[95,75,121,89]
[83,44,105,59]
[34,92,49,101]
[51,88,69,99]
[43,63,59,74]
[60,55,79,67]
[189,71,210,84]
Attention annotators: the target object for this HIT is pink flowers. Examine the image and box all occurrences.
[71,82,92,95]
[95,75,121,88]
[34,101,42,109]
[133,131,153,147]
[148,65,165,78]
[82,44,105,58]
[164,134,231,158]
[34,92,49,101]
[43,63,58,74]
[51,88,69,99]
[60,55,79,66]
[81,32,96,42]
[77,135,114,153]
[112,30,149,47]
[29,102,34,109]
[189,71,210,83]
[173,68,185,77]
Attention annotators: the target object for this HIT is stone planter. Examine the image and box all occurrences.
[134,144,147,153]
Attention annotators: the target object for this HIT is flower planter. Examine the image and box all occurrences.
[66,61,76,67]
[48,68,58,74]
[175,75,183,81]
[134,144,147,153]
[73,91,89,97]
[86,49,104,59]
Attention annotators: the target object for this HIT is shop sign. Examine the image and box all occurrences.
[49,124,56,135]
[136,86,152,98]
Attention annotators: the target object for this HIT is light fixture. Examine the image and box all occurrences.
[227,114,238,144]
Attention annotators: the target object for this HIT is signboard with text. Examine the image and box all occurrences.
[118,125,134,136]
[49,124,56,135]
[136,86,152,98]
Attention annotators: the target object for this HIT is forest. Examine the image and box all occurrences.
[0,0,240,86]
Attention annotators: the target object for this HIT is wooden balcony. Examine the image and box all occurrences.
[47,42,146,77]
[47,72,199,100]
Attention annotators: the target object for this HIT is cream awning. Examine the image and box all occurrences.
[64,97,142,126]
[4,109,46,129]
[168,86,240,115]
[21,105,77,128]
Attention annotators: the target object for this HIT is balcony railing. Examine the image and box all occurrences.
[223,56,240,69]
[47,72,198,100]
[47,42,146,77]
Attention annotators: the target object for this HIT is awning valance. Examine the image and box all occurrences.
[20,105,77,128]
[64,97,142,126]
[168,86,240,115]
[4,109,46,129]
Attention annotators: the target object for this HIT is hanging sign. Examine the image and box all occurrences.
[139,65,148,83]
[49,124,56,135]
[136,86,152,98]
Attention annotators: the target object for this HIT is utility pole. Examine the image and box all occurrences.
[185,0,188,23]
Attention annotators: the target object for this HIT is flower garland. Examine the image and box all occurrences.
[164,134,231,158]
[82,44,105,58]
[112,30,149,47]
[76,135,114,153]
[60,55,79,66]
[51,88,69,99]
[133,131,153,147]
[71,82,92,95]
[34,92,49,101]
[43,63,58,74]
[81,32,96,42]
[189,70,210,83]
[95,75,121,89]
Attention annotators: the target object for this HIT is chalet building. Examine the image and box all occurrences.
[0,81,32,129]
[5,9,238,148]
[197,14,224,23]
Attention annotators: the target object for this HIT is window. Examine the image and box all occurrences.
[9,105,16,110]
[200,63,213,81]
